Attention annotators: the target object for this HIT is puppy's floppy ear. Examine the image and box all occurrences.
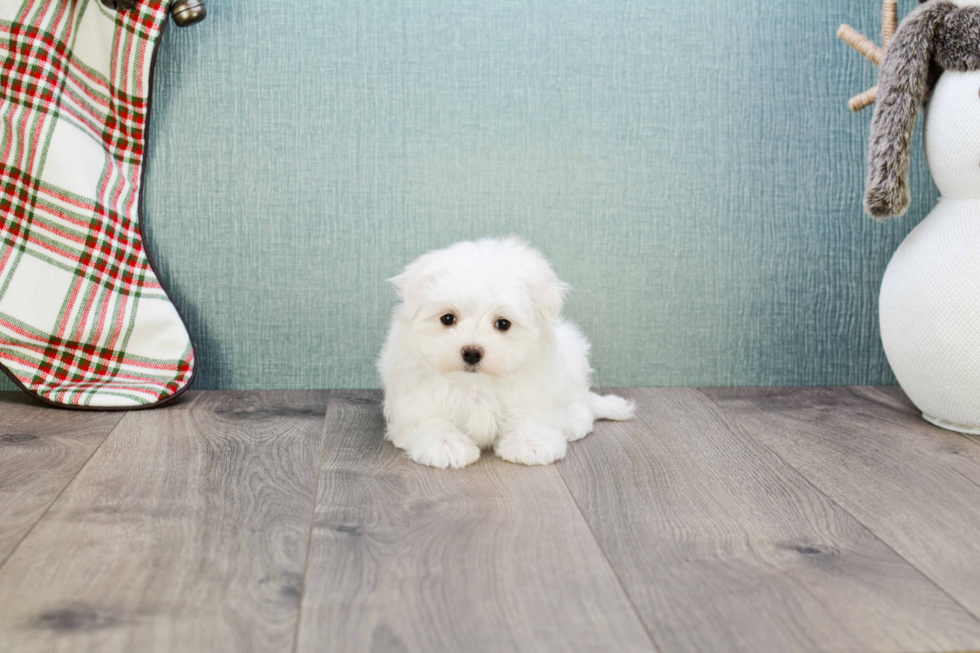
[389,251,441,315]
[388,269,424,313]
[865,0,951,219]
[508,239,571,322]
[388,270,411,300]
[530,274,571,322]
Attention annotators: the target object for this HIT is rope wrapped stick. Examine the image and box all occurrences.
[838,1,900,112]
[882,0,898,48]
[849,85,878,112]
[838,24,884,65]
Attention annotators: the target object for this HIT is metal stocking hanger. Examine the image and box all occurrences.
[101,0,207,27]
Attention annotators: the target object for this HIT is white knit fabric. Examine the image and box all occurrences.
[881,70,980,433]
[924,71,980,198]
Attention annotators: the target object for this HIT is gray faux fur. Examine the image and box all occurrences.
[866,1,980,218]
[935,6,980,70]
[866,1,952,219]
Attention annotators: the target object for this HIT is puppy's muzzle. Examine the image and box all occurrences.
[461,346,484,366]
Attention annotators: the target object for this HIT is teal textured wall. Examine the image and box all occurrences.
[6,0,938,391]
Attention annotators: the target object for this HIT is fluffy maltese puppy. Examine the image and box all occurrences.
[378,238,634,468]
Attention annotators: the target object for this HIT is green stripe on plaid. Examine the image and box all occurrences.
[0,0,195,408]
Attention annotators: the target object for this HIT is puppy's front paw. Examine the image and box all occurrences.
[495,427,567,466]
[407,433,481,469]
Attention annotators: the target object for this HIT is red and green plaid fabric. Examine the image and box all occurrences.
[0,0,195,408]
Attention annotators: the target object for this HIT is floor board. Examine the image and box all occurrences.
[295,390,656,653]
[703,385,980,625]
[558,388,980,653]
[0,391,329,653]
[0,393,124,566]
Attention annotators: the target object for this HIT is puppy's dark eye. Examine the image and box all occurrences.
[495,319,511,331]
[440,314,456,326]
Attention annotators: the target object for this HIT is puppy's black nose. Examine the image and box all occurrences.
[461,346,484,365]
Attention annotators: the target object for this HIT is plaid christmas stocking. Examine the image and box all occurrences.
[0,0,195,408]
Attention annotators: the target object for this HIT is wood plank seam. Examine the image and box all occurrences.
[0,412,126,570]
[861,385,980,465]
[0,391,331,652]
[564,387,980,651]
[840,389,980,620]
[870,385,980,476]
[291,391,332,653]
[957,432,980,450]
[695,387,980,626]
[296,389,657,652]
[554,463,667,653]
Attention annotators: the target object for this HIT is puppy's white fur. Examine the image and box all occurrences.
[378,238,634,468]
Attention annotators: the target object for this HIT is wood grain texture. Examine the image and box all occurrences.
[558,387,980,653]
[0,391,329,653]
[295,390,656,653]
[704,385,980,623]
[0,393,125,566]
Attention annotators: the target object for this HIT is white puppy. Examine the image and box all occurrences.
[377,238,635,468]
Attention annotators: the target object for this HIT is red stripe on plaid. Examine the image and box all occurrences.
[0,19,149,114]
[0,323,188,373]
[0,23,148,161]
[0,164,160,295]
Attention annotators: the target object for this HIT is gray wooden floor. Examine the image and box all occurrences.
[1,388,979,653]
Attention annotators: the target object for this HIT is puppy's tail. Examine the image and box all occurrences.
[586,392,635,421]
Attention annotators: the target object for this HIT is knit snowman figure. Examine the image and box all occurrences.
[865,0,980,432]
